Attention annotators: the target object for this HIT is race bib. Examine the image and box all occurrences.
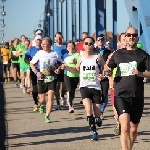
[82,70,96,80]
[64,57,74,64]
[44,76,54,83]
[119,61,137,76]
[3,61,8,64]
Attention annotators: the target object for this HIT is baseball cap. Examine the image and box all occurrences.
[4,42,9,47]
[35,35,42,40]
[137,42,143,49]
[35,29,43,34]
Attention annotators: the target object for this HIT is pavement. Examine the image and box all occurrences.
[0,76,150,150]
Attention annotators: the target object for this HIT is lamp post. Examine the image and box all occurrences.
[0,30,4,37]
[0,19,5,27]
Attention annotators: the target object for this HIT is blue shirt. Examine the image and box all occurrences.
[25,46,41,60]
[62,53,70,75]
[25,46,42,69]
[53,45,68,59]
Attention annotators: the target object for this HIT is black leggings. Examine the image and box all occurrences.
[64,75,79,107]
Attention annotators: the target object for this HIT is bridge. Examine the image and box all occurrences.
[43,0,150,53]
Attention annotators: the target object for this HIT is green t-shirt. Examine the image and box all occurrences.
[19,47,29,67]
[10,46,19,63]
[16,43,25,51]
[64,53,79,77]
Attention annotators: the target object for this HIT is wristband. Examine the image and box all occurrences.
[34,70,38,75]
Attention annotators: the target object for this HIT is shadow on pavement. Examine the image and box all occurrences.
[8,126,116,148]
[0,64,7,150]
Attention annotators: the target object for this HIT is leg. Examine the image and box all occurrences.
[46,90,55,114]
[7,64,11,82]
[130,122,138,149]
[115,96,131,150]
[80,87,98,141]
[3,64,7,82]
[119,113,131,150]
[45,80,57,123]
[55,81,61,108]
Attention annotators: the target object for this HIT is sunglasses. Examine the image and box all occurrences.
[126,33,138,37]
[84,42,93,46]
[97,38,104,41]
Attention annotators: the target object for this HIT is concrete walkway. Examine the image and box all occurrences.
[1,80,150,150]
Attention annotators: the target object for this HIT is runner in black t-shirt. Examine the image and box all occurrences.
[103,27,150,150]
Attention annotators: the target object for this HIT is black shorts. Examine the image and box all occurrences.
[30,69,37,85]
[114,96,144,124]
[80,87,102,104]
[11,63,20,71]
[38,80,57,94]
[57,70,64,82]
[3,64,10,73]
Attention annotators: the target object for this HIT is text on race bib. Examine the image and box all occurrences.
[119,61,137,76]
[44,76,54,83]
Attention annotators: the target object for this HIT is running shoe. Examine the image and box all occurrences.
[20,83,23,88]
[95,118,102,127]
[90,132,99,141]
[100,113,104,120]
[15,82,19,87]
[39,105,44,114]
[114,122,121,136]
[26,88,31,95]
[69,107,74,113]
[55,104,61,110]
[33,105,39,112]
[22,87,27,94]
[7,77,11,82]
[4,78,7,83]
[45,116,51,123]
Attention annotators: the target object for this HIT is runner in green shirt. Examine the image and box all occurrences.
[9,38,20,86]
[16,39,31,94]
[63,41,79,113]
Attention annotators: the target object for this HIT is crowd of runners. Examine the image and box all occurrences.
[0,27,150,150]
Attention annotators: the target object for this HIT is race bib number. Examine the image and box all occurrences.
[44,76,54,83]
[119,61,137,76]
[3,61,8,64]
[82,70,96,80]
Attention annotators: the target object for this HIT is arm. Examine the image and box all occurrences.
[132,53,150,78]
[24,49,31,64]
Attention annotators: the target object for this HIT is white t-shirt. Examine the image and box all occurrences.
[30,50,62,72]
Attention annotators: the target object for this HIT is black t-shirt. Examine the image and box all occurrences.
[108,48,150,97]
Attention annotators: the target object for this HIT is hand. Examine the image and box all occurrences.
[132,69,143,77]
[61,63,66,70]
[97,74,105,81]
[54,69,60,74]
[36,72,43,79]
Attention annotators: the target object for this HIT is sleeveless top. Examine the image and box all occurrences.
[79,54,101,90]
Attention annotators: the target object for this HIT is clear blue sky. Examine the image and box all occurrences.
[3,0,129,42]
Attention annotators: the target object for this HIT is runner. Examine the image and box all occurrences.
[9,38,20,86]
[25,35,42,111]
[95,34,111,119]
[64,37,105,141]
[16,39,31,94]
[1,42,11,82]
[104,27,150,150]
[63,41,79,113]
[30,37,63,123]
[53,32,68,109]
[107,32,127,136]
[32,29,43,46]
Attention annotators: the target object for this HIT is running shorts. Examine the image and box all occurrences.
[114,96,144,124]
[38,80,57,94]
[20,66,30,72]
[80,87,102,104]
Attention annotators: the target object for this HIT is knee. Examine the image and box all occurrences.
[130,125,138,135]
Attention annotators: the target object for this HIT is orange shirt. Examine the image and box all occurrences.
[1,48,10,64]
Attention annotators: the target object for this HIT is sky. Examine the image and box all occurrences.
[2,0,129,42]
